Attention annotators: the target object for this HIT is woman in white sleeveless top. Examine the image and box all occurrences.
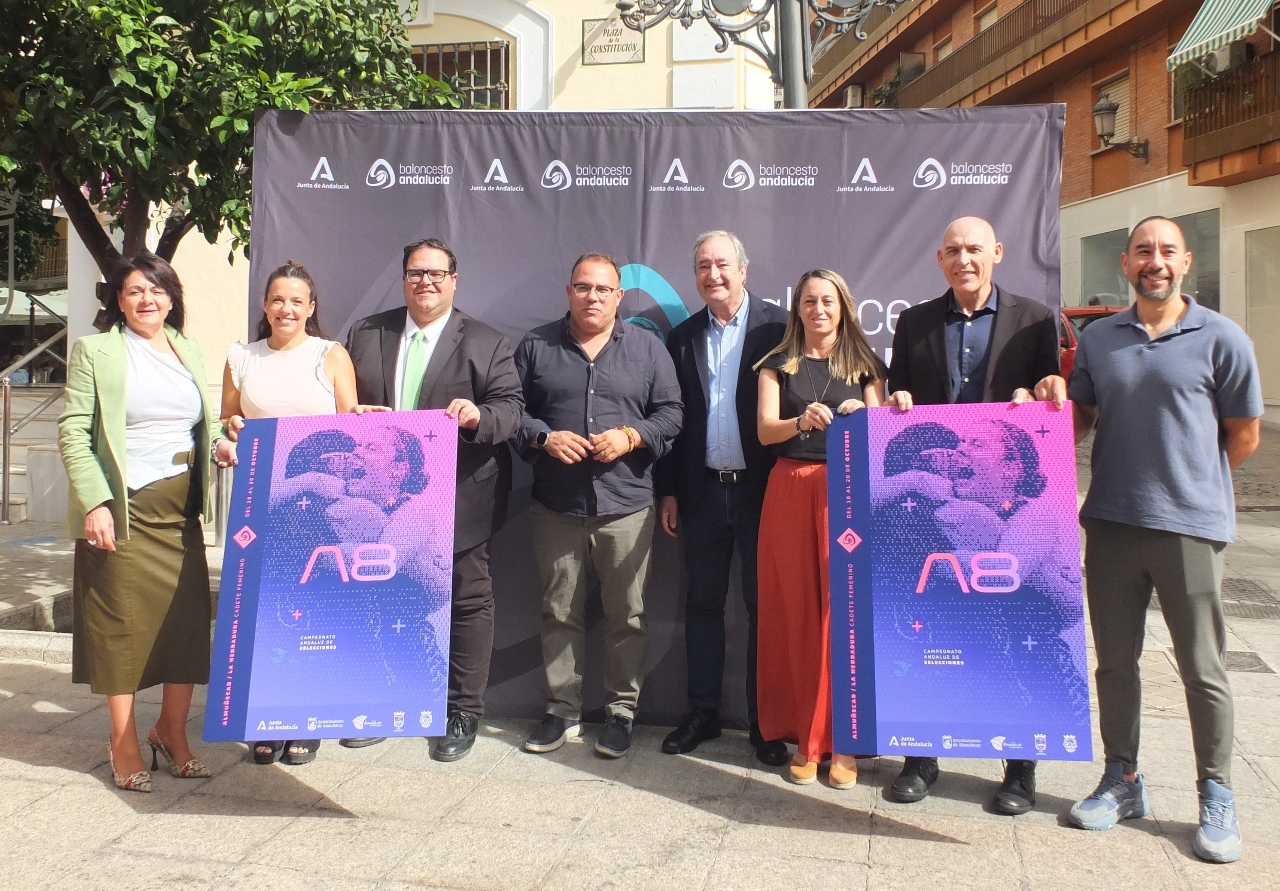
[219,261,357,767]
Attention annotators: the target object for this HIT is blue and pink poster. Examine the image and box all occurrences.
[204,411,457,742]
[829,402,1092,760]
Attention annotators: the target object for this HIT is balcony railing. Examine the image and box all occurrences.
[1183,51,1280,141]
[897,0,1088,108]
[29,238,66,282]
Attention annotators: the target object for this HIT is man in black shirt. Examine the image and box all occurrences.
[513,252,683,758]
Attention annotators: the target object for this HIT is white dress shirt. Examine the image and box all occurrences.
[393,308,452,410]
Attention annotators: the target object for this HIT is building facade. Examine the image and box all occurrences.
[809,0,1280,422]
[401,0,778,111]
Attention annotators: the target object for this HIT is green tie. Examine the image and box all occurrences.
[400,330,427,410]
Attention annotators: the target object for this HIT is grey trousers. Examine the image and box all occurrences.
[530,502,654,721]
[1082,517,1232,785]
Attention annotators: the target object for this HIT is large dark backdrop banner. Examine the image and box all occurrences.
[249,107,1065,728]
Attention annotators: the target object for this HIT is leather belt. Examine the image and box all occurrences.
[706,468,745,483]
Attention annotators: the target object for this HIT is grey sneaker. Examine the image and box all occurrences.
[524,713,580,754]
[1068,762,1150,830]
[1192,779,1243,863]
[595,714,633,758]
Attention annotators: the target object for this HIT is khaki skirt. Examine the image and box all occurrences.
[72,470,211,695]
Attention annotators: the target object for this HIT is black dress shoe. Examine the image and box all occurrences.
[887,756,940,803]
[433,712,479,762]
[749,723,790,767]
[661,709,721,754]
[339,737,386,748]
[992,759,1036,815]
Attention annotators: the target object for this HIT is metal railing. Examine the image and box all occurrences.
[1183,51,1280,140]
[897,0,1088,108]
[412,41,510,109]
[0,328,68,524]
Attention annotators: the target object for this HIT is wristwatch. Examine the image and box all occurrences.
[535,429,551,448]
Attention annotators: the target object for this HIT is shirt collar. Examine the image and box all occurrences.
[709,297,749,332]
[1114,294,1205,335]
[948,284,999,317]
[403,307,452,343]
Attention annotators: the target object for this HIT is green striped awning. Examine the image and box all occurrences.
[1167,0,1276,70]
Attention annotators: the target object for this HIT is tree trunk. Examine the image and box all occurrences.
[40,155,120,280]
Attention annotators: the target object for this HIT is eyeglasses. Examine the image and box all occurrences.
[570,283,619,298]
[404,268,451,284]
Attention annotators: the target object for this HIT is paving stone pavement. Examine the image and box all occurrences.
[1,429,1277,889]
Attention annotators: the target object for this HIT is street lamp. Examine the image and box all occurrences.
[614,0,902,109]
[1091,93,1149,164]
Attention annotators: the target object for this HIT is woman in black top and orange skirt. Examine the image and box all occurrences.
[755,269,886,788]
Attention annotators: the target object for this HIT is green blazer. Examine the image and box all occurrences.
[58,323,219,540]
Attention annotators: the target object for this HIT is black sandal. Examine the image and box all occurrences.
[253,740,285,765]
[281,739,321,766]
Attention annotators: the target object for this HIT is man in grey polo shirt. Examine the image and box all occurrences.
[1065,216,1262,863]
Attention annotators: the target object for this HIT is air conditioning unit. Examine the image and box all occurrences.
[1204,41,1250,74]
[1205,45,1232,74]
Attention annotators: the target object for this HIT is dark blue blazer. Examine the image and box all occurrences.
[656,294,787,509]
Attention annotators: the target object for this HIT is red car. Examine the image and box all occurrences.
[1060,305,1124,380]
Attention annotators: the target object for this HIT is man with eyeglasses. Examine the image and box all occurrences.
[513,252,683,758]
[341,237,524,761]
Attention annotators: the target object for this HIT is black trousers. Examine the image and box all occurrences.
[681,473,762,724]
[449,541,495,717]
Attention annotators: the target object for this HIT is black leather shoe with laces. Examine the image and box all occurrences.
[661,709,721,754]
[992,759,1037,815]
[749,723,790,767]
[887,756,940,803]
[433,712,479,762]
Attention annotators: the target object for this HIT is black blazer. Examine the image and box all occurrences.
[888,287,1060,405]
[656,294,787,509]
[345,306,524,553]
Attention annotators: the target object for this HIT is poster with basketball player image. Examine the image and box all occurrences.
[828,401,1092,761]
[205,411,456,742]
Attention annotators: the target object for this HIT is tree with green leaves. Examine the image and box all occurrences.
[0,1,457,278]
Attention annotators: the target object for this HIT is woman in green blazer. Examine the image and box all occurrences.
[59,251,233,793]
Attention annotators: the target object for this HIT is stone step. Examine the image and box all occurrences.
[4,464,26,498]
[2,493,28,523]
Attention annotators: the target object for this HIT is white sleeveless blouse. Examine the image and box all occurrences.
[227,337,338,419]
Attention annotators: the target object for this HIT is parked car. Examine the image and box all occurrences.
[1060,305,1124,380]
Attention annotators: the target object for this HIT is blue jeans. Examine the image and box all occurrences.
[681,473,762,723]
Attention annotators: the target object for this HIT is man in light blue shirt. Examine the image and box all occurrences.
[1066,216,1262,863]
[656,231,788,764]
[704,296,750,472]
